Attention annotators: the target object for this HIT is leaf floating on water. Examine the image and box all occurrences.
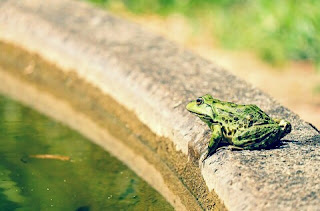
[29,154,70,161]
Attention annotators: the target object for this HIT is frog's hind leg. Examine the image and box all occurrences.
[232,124,282,149]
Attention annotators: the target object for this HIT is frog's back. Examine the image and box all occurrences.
[242,104,274,124]
[214,101,275,129]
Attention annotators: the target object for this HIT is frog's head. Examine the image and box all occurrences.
[186,94,216,126]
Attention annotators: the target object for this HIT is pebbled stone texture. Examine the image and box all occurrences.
[0,0,319,210]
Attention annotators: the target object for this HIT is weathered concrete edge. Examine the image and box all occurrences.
[1,1,319,210]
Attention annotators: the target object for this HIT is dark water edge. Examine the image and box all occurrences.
[0,94,173,211]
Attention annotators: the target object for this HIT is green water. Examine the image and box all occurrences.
[0,94,173,211]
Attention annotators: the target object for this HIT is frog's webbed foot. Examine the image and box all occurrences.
[279,120,292,138]
[201,145,221,165]
[200,150,210,165]
[217,145,244,151]
[200,149,216,166]
[274,118,292,138]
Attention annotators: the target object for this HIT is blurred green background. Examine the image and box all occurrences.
[88,0,320,68]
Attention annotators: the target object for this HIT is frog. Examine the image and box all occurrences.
[186,94,292,162]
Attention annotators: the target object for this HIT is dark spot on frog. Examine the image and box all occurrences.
[257,110,264,118]
[248,121,253,127]
[239,124,243,128]
[221,117,225,121]
[234,117,239,121]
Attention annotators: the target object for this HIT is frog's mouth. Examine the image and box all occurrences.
[188,111,212,120]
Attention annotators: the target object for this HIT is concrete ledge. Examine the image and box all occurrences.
[0,0,319,210]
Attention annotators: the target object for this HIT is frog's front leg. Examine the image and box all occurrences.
[201,124,223,163]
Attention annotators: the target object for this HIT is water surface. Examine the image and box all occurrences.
[0,94,173,210]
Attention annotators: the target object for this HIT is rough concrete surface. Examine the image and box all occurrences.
[0,0,319,210]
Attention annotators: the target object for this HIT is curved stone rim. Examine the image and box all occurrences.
[0,0,319,210]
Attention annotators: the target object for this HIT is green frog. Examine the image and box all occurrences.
[186,94,291,162]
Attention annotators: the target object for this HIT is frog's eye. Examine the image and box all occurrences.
[196,98,203,105]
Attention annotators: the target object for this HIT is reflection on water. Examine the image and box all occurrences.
[0,94,173,210]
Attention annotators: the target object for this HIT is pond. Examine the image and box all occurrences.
[0,94,173,210]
